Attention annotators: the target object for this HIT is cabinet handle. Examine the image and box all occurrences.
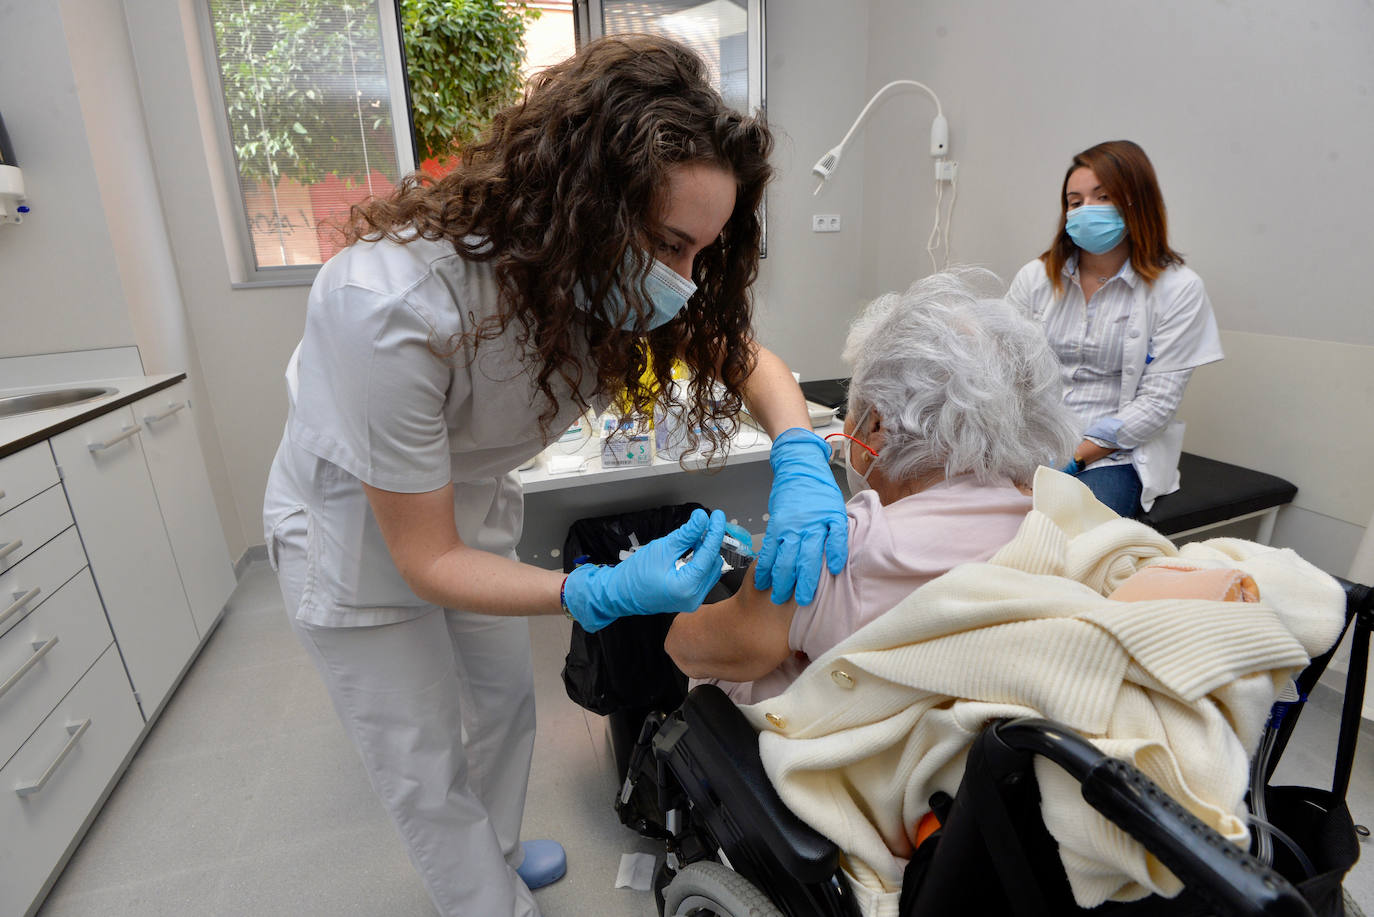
[142,401,187,425]
[88,425,141,453]
[0,539,21,562]
[0,586,41,626]
[0,635,59,702]
[15,716,89,798]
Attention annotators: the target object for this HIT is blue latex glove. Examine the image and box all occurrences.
[563,508,727,633]
[754,428,848,606]
[1060,458,1084,476]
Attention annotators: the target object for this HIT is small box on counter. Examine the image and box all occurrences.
[600,416,652,468]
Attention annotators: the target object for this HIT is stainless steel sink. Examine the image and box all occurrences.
[0,386,118,419]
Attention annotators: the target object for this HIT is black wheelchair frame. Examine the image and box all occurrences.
[617,578,1372,917]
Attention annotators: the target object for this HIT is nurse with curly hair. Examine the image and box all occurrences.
[262,34,846,917]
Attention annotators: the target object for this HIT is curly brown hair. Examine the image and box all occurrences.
[343,34,773,458]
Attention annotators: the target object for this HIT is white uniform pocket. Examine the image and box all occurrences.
[265,504,306,572]
[266,505,320,621]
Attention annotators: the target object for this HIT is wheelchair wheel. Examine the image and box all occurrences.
[661,861,785,917]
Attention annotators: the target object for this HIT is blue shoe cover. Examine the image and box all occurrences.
[515,839,566,890]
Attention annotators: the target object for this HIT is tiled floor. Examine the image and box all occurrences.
[34,563,1374,916]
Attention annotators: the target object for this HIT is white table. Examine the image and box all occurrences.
[515,417,841,569]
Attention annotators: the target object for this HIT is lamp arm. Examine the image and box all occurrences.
[832,80,945,157]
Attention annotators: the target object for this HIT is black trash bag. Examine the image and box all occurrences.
[1262,784,1360,917]
[561,503,748,785]
[560,503,705,718]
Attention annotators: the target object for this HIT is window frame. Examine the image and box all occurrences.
[196,0,418,287]
[577,0,766,115]
[577,0,767,255]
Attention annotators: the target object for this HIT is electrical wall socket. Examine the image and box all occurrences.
[811,214,841,232]
[935,160,958,182]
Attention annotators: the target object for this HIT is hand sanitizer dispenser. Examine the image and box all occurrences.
[0,112,29,225]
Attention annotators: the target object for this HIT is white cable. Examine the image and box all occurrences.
[941,166,958,269]
[926,169,944,276]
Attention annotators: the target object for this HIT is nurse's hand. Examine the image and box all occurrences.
[563,508,727,633]
[755,428,848,606]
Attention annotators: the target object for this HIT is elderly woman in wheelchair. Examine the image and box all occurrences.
[666,268,1078,706]
[623,270,1360,917]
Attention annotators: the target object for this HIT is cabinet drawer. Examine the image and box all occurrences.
[0,646,142,913]
[0,485,74,577]
[0,443,59,517]
[0,528,87,642]
[1,571,114,770]
[50,406,197,716]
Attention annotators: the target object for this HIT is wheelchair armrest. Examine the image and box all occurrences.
[653,684,840,883]
[993,719,1316,917]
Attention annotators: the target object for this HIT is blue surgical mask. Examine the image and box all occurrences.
[1065,204,1127,255]
[576,255,697,331]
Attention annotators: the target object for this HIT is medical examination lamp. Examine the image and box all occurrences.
[811,80,947,195]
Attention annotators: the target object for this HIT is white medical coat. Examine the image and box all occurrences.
[1008,259,1224,511]
[263,236,599,627]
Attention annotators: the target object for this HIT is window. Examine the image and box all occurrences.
[199,2,755,283]
[581,0,765,115]
[397,1,559,177]
[202,1,572,284]
[202,0,415,283]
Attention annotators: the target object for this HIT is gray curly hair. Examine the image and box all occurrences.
[842,267,1077,487]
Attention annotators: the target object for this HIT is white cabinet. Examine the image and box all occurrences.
[136,381,235,636]
[50,405,198,717]
[0,443,60,519]
[0,528,84,643]
[0,569,113,767]
[0,377,234,917]
[0,439,134,917]
[0,645,142,912]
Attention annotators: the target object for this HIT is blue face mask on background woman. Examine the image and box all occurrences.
[1065,204,1127,255]
[576,254,697,331]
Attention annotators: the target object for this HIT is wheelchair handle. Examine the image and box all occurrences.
[995,719,1315,917]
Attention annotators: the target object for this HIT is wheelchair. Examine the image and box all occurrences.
[609,577,1372,917]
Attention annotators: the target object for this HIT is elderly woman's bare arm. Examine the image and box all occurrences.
[665,576,797,683]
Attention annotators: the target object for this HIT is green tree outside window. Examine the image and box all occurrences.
[211,0,537,185]
[402,0,538,167]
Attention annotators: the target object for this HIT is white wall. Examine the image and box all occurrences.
[752,0,872,381]
[0,2,137,355]
[57,0,245,561]
[121,0,309,557]
[857,0,1374,571]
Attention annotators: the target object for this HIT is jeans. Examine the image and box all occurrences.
[1076,463,1143,517]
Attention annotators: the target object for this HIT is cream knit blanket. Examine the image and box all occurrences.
[742,468,1345,911]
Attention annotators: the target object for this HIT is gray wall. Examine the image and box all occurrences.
[856,0,1374,573]
[752,0,872,381]
[0,3,137,356]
